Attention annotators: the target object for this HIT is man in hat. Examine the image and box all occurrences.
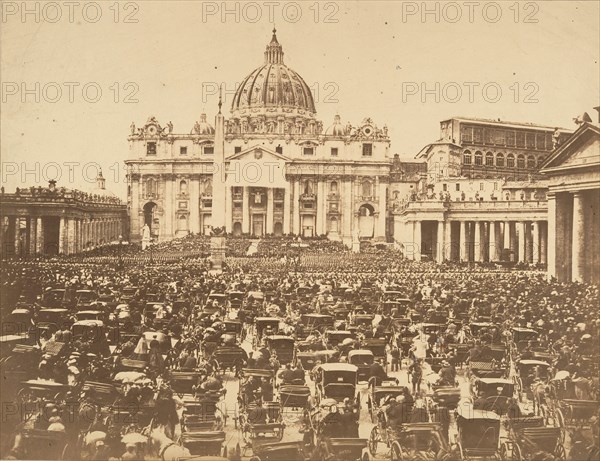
[121,442,140,461]
[438,360,456,386]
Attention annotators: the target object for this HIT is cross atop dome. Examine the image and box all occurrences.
[265,27,284,64]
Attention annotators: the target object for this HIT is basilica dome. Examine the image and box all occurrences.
[192,113,215,135]
[231,29,316,118]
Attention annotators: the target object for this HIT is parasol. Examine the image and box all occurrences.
[121,432,147,444]
[85,431,106,445]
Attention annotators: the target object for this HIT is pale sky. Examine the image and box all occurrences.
[1,0,598,197]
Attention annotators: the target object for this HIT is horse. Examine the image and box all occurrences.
[530,380,549,417]
[147,426,190,461]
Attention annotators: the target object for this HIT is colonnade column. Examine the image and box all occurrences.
[488,221,496,262]
[532,221,541,264]
[36,217,44,254]
[436,221,444,263]
[572,192,585,282]
[540,222,547,265]
[460,221,467,262]
[517,222,526,263]
[413,220,421,262]
[59,217,67,254]
[444,220,452,261]
[474,221,482,262]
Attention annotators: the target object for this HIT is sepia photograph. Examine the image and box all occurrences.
[0,1,599,460]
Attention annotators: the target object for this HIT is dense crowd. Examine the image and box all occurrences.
[0,240,598,461]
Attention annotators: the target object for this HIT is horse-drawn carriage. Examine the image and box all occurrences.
[500,416,566,461]
[361,338,387,368]
[514,359,551,402]
[308,398,368,461]
[254,318,280,347]
[296,349,337,371]
[265,335,295,365]
[314,363,360,409]
[473,378,515,415]
[212,345,247,375]
[455,407,501,460]
[388,423,451,461]
[7,428,72,460]
[366,379,408,423]
[347,349,374,382]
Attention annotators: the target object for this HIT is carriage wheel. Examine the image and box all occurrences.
[554,442,566,461]
[512,443,522,461]
[556,408,566,433]
[499,442,510,461]
[368,426,379,456]
[390,441,403,461]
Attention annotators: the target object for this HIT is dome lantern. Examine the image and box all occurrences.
[264,27,284,64]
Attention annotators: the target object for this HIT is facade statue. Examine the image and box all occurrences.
[130,122,136,135]
[552,128,561,149]
[167,121,173,134]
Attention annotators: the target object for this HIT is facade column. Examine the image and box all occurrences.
[436,220,444,263]
[130,177,140,240]
[525,222,533,263]
[509,223,517,262]
[572,191,585,282]
[13,217,20,256]
[474,221,482,262]
[242,186,250,234]
[504,221,511,258]
[342,179,351,243]
[540,221,547,265]
[59,217,67,254]
[532,221,541,264]
[29,217,37,256]
[459,221,467,262]
[316,181,324,236]
[444,220,452,261]
[190,179,200,234]
[283,184,291,235]
[293,179,301,236]
[376,180,386,238]
[225,186,232,234]
[413,220,422,261]
[546,194,556,279]
[266,188,274,234]
[36,217,43,255]
[488,221,496,262]
[517,222,526,263]
[67,218,76,254]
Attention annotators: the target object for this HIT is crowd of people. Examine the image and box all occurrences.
[0,238,598,460]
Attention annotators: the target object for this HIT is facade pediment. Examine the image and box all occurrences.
[227,146,289,162]
[541,123,600,172]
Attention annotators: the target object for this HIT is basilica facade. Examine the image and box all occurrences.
[125,30,393,246]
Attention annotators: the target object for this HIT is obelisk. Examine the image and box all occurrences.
[210,89,227,272]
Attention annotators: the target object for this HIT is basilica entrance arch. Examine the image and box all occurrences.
[358,204,375,238]
[143,202,158,237]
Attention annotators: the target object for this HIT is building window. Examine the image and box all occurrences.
[147,142,156,156]
[331,147,338,157]
[526,133,535,149]
[330,181,338,193]
[276,145,283,154]
[362,143,372,156]
[484,129,494,144]
[204,146,214,155]
[442,183,447,191]
[507,154,515,168]
[517,154,525,169]
[536,133,546,150]
[480,182,484,191]
[527,155,536,169]
[234,146,242,154]
[303,147,314,156]
[460,125,472,143]
[473,127,483,143]
[506,131,515,147]
[496,153,504,167]
[516,132,525,148]
[234,202,241,209]
[455,183,460,191]
[474,151,483,166]
[463,150,472,165]
[180,180,188,195]
[485,152,494,166]
[146,178,157,196]
[494,182,498,190]
[303,180,313,195]
[180,146,187,155]
[362,179,373,197]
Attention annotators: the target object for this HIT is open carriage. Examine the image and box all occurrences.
[254,318,280,347]
[473,378,515,415]
[500,416,565,461]
[314,363,360,410]
[367,379,409,423]
[212,345,247,375]
[514,359,551,401]
[389,423,451,461]
[455,407,501,460]
[265,335,295,365]
[347,349,374,382]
